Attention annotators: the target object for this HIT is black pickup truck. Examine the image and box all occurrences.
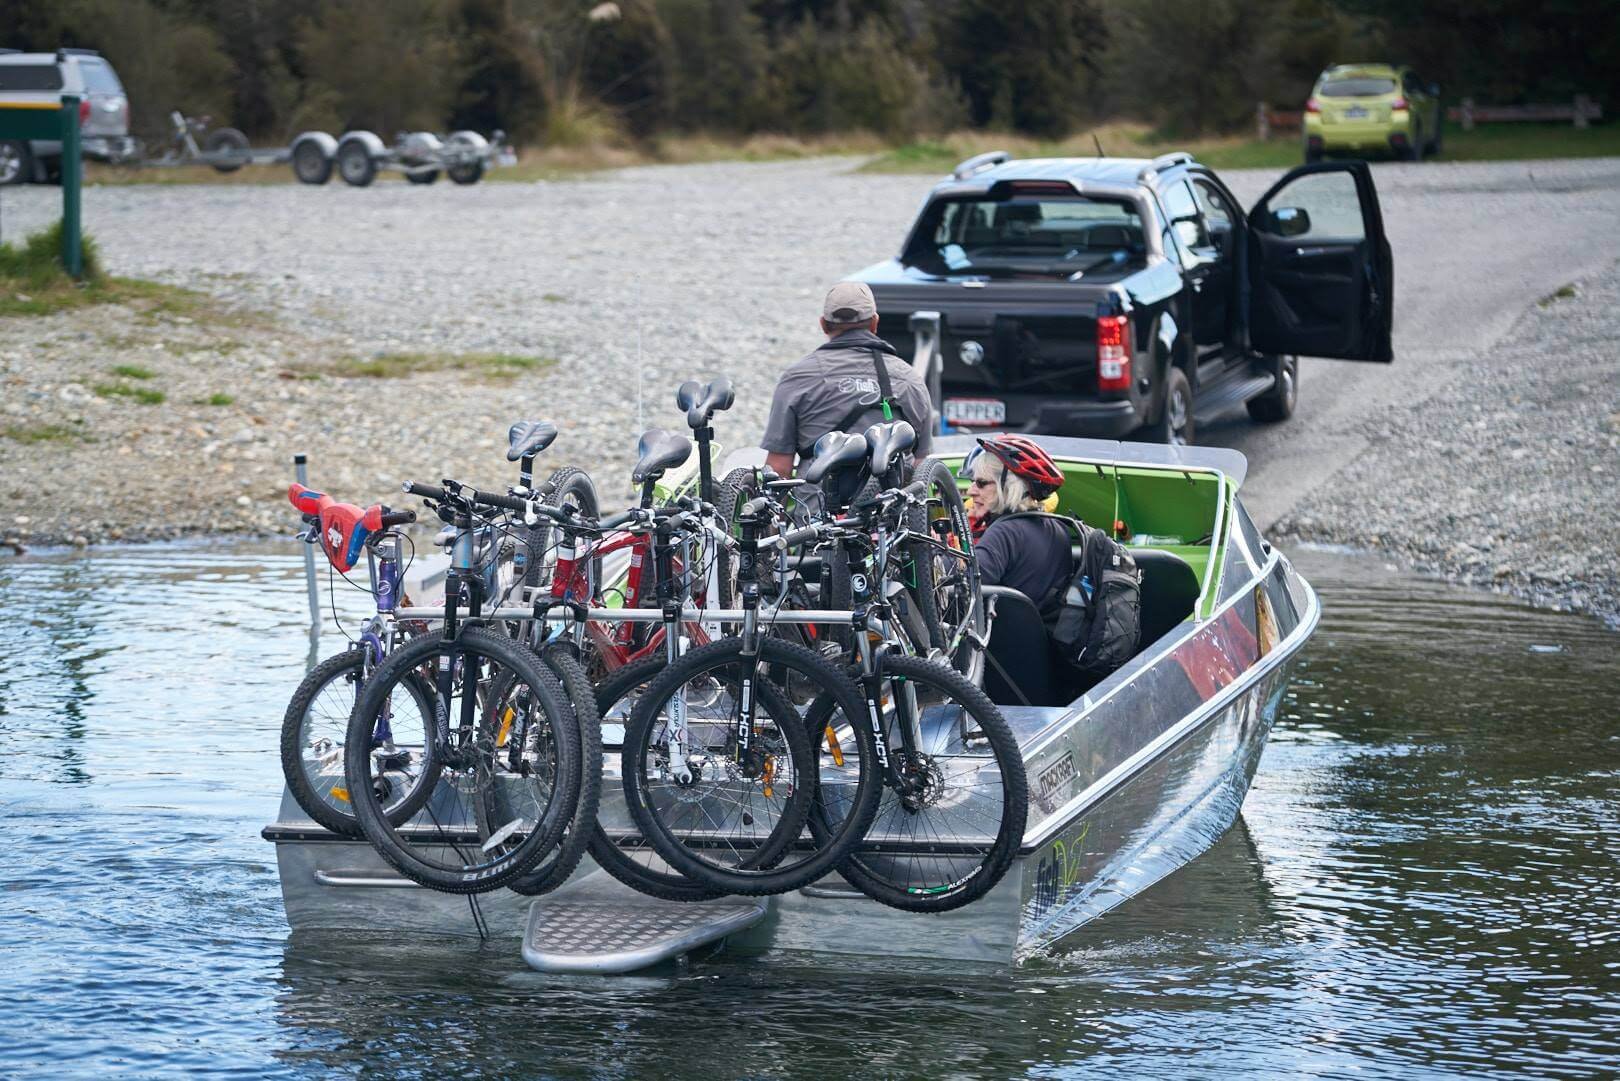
[851,151,1394,444]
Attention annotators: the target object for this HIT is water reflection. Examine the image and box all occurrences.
[0,541,1616,1078]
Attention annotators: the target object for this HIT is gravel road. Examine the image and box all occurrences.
[2,156,1617,619]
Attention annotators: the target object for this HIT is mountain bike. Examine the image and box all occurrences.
[278,486,435,838]
[342,478,584,894]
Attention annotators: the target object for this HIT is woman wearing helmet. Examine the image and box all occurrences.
[963,435,1072,619]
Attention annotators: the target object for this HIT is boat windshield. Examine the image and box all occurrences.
[904,194,1147,280]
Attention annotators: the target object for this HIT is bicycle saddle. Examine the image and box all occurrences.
[801,430,870,485]
[675,376,736,430]
[506,419,559,462]
[864,420,916,478]
[631,428,693,484]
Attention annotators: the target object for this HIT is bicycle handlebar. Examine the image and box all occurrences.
[380,509,416,529]
[402,480,526,515]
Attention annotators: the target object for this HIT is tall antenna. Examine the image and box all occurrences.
[635,271,644,435]
[1092,132,1106,158]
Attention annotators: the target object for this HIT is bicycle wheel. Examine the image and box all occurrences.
[621,637,881,896]
[523,466,602,601]
[279,649,440,838]
[496,642,604,896]
[805,653,1026,912]
[909,457,984,676]
[344,627,581,893]
[587,655,724,902]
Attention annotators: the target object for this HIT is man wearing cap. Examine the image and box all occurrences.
[761,282,935,477]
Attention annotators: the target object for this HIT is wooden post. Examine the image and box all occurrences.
[1574,94,1591,129]
[1460,98,1475,132]
[1257,102,1269,141]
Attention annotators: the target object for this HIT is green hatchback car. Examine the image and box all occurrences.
[1304,64,1442,163]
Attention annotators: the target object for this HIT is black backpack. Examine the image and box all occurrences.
[1001,512,1143,677]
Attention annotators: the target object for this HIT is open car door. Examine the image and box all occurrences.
[1246,161,1393,362]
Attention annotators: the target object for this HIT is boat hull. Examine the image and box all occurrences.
[268,542,1315,966]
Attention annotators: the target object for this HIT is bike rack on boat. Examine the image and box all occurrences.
[265,437,1319,972]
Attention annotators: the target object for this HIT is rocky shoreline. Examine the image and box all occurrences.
[1273,262,1620,628]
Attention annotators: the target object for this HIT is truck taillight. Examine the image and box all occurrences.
[78,98,91,125]
[1097,314,1131,392]
[1391,97,1408,112]
[1305,98,1321,114]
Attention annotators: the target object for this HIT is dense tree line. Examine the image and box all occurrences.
[2,0,1614,143]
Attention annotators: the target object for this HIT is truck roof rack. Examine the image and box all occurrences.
[1150,152,1194,171]
[952,150,1011,180]
[57,47,102,58]
[0,49,22,56]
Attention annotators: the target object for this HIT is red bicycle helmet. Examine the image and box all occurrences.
[972,434,1064,496]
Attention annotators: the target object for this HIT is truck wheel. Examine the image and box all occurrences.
[405,169,439,185]
[204,127,251,173]
[292,139,333,185]
[1246,356,1298,423]
[337,141,377,187]
[0,141,31,186]
[1303,144,1322,164]
[1146,367,1195,446]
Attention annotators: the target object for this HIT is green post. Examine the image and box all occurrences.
[60,95,83,278]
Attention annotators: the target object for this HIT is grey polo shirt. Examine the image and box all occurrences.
[761,330,935,459]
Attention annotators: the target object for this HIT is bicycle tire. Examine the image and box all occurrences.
[712,466,758,610]
[805,653,1026,912]
[344,627,581,894]
[621,637,881,896]
[909,457,983,675]
[501,643,604,896]
[523,466,602,598]
[279,649,440,838]
[586,655,725,902]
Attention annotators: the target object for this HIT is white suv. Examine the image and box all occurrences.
[0,47,134,185]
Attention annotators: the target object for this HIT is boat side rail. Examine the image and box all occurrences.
[1018,549,1318,854]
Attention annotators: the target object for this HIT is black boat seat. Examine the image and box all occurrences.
[982,585,1064,708]
[1069,546,1200,649]
[863,420,916,479]
[631,428,692,485]
[801,431,869,485]
[675,376,736,430]
[506,419,559,462]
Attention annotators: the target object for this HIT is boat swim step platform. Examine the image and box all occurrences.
[522,897,767,974]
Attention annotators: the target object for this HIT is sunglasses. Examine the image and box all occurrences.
[968,478,997,489]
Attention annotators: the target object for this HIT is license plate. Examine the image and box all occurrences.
[943,398,1006,427]
[1345,105,1368,119]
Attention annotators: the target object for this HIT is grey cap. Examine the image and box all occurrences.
[822,281,877,324]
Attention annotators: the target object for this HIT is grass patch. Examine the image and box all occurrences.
[94,382,166,405]
[861,120,1620,174]
[1,422,87,444]
[194,392,235,406]
[0,220,256,329]
[109,364,155,380]
[492,131,889,181]
[1539,282,1578,307]
[295,351,556,382]
[83,161,292,187]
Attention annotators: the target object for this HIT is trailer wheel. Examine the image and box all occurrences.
[292,139,333,185]
[445,131,486,185]
[204,128,251,173]
[447,160,483,185]
[337,141,377,187]
[406,169,439,185]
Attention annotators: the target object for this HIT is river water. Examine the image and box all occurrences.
[1,541,1615,1079]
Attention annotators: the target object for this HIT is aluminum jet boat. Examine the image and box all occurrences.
[264,436,1319,971]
